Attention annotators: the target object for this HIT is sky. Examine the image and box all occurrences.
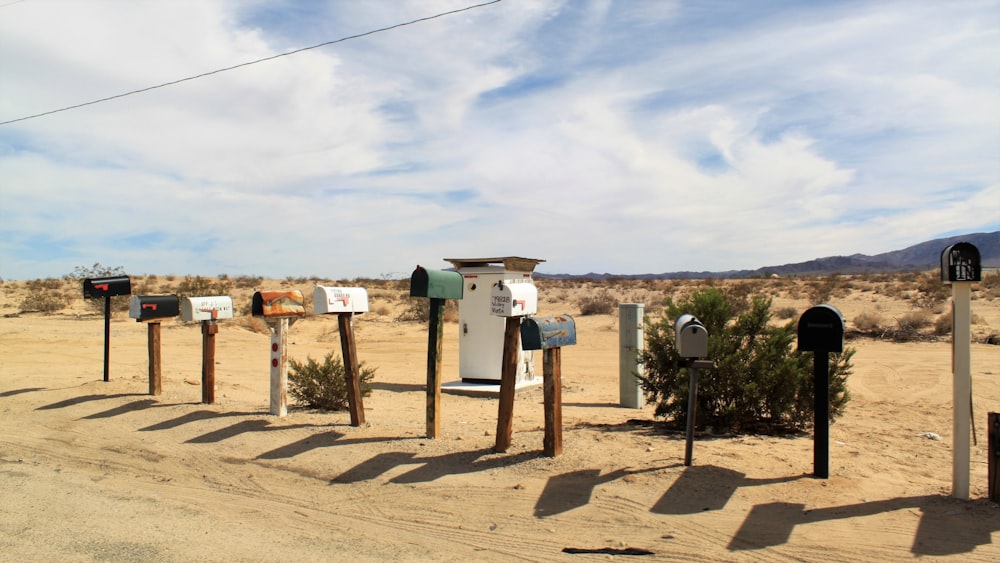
[1,0,998,280]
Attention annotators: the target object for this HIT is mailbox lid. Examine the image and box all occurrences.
[313,286,369,314]
[252,290,306,317]
[409,266,463,300]
[83,275,131,298]
[181,296,234,321]
[797,304,845,352]
[489,281,538,317]
[940,242,981,283]
[129,295,180,321]
[521,315,576,350]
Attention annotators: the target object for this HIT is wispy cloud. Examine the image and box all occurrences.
[1,0,997,279]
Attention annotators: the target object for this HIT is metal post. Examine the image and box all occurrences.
[814,350,830,479]
[103,295,111,382]
[684,365,699,466]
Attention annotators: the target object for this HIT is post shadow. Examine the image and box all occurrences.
[138,410,257,432]
[80,399,159,419]
[0,387,46,397]
[728,495,999,556]
[650,465,806,515]
[36,393,147,411]
[331,448,538,485]
[534,465,676,518]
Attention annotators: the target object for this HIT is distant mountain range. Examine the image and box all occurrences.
[538,231,1000,279]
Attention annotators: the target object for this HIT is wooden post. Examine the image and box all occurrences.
[269,318,289,417]
[339,313,365,427]
[201,320,218,404]
[494,317,521,453]
[103,296,112,382]
[426,297,445,439]
[684,364,699,467]
[543,347,563,457]
[989,413,999,503]
[952,282,972,499]
[147,321,161,396]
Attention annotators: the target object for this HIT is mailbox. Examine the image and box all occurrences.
[181,296,234,321]
[797,305,845,353]
[489,280,538,317]
[128,295,180,322]
[410,266,463,300]
[313,286,369,314]
[674,314,708,358]
[940,242,981,283]
[251,290,306,318]
[83,276,131,299]
[521,315,576,350]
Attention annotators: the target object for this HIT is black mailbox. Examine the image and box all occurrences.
[940,242,981,283]
[797,305,845,353]
[128,295,180,322]
[83,276,131,299]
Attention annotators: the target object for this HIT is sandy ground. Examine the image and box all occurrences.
[1,274,999,561]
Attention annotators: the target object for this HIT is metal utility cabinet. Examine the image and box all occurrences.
[444,257,544,385]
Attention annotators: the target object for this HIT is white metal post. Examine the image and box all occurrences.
[952,282,972,499]
[619,303,644,409]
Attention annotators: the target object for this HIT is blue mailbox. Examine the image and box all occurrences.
[521,315,577,350]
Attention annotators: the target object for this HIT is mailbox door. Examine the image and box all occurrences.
[677,324,708,358]
[940,242,982,283]
[489,282,538,317]
[181,296,234,321]
[252,290,306,317]
[521,315,576,350]
[129,295,180,321]
[314,286,369,314]
[83,276,131,298]
[797,305,845,352]
[409,266,463,300]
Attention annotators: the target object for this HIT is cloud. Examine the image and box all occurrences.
[1,0,997,280]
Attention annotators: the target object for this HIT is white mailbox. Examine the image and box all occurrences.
[181,296,234,321]
[490,280,538,317]
[674,314,708,359]
[313,286,369,315]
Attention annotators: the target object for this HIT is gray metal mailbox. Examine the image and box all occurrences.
[674,314,708,358]
[521,315,576,350]
[83,275,131,298]
[940,242,981,283]
[797,304,845,353]
[128,295,180,322]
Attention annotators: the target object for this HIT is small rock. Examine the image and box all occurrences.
[184,378,200,386]
[919,432,942,441]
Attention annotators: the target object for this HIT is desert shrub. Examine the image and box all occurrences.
[19,292,69,314]
[232,275,264,289]
[395,298,457,323]
[639,286,854,434]
[176,275,232,298]
[578,289,618,316]
[853,310,884,332]
[934,311,952,336]
[66,263,130,314]
[913,272,950,308]
[897,310,932,332]
[775,306,798,320]
[288,352,375,411]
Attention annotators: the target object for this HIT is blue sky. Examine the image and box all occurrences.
[1,0,998,280]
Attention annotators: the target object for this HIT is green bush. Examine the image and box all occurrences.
[288,352,375,411]
[639,286,854,434]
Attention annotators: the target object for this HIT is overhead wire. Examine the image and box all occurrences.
[0,0,502,126]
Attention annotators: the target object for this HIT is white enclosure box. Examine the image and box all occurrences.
[181,296,234,321]
[444,257,544,385]
[313,286,369,315]
[489,281,538,317]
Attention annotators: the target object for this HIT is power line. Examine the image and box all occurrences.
[1,0,502,126]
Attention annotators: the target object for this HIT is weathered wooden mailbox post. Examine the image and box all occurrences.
[129,295,180,396]
[521,315,576,456]
[314,286,369,427]
[940,241,981,500]
[252,290,306,417]
[797,304,845,479]
[409,266,464,439]
[83,275,131,382]
[675,314,711,467]
[180,296,234,404]
[490,279,538,452]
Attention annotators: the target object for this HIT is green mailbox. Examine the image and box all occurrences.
[409,266,463,300]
